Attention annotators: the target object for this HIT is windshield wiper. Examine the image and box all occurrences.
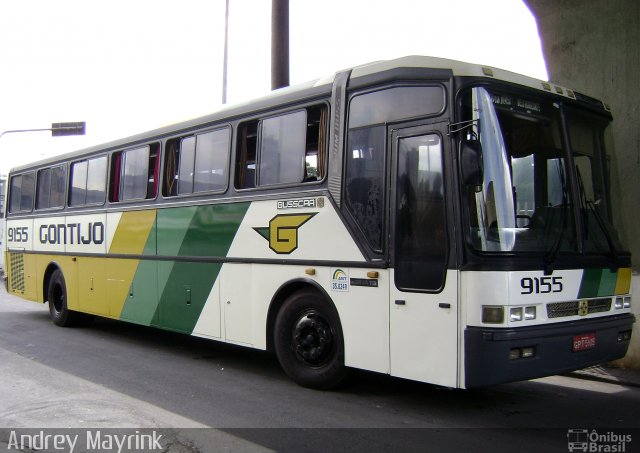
[576,168,619,267]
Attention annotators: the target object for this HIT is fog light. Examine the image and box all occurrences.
[623,296,631,309]
[510,307,523,322]
[521,346,535,358]
[525,306,536,320]
[615,297,624,309]
[482,306,504,324]
[617,330,632,342]
[509,348,521,360]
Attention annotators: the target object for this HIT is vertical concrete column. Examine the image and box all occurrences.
[525,0,640,369]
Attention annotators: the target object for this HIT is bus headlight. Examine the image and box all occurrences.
[615,296,631,309]
[525,306,537,320]
[510,307,523,322]
[482,306,504,324]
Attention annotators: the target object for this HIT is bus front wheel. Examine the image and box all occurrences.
[274,290,348,389]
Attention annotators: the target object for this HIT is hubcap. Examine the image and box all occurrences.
[292,312,333,366]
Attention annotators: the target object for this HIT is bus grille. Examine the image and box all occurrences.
[546,298,612,318]
[9,253,25,294]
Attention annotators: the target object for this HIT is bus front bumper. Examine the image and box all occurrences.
[464,314,635,388]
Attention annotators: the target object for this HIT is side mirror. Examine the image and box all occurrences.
[460,139,483,187]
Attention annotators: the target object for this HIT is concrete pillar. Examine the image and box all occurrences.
[525,0,640,369]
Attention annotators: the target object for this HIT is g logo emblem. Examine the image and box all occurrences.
[578,300,589,317]
[254,213,317,254]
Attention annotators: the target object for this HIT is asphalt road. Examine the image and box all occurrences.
[0,284,638,452]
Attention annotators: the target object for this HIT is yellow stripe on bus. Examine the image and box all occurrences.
[106,210,157,317]
[614,268,632,295]
[109,210,156,255]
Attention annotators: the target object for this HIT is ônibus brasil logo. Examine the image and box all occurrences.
[254,213,317,254]
[567,429,632,452]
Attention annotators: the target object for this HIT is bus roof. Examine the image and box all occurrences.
[9,55,604,174]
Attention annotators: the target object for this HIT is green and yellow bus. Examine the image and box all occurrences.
[3,56,634,389]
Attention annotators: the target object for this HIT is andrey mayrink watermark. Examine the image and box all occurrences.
[6,430,163,453]
[567,429,633,452]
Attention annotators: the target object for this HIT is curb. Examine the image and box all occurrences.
[567,366,640,388]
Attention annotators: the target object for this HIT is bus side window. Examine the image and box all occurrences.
[344,126,386,252]
[70,156,107,207]
[110,144,158,202]
[8,172,35,213]
[163,138,181,197]
[36,168,51,210]
[304,105,328,182]
[235,104,327,190]
[236,121,258,189]
[36,165,66,210]
[192,129,230,193]
[147,143,160,199]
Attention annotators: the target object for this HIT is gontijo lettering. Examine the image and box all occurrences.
[39,222,105,245]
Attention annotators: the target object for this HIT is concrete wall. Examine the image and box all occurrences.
[525,0,639,369]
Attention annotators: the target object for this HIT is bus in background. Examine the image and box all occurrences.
[2,56,634,389]
[0,175,5,276]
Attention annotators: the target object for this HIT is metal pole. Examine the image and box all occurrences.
[222,0,230,104]
[0,128,52,138]
[1,122,86,139]
[271,0,289,90]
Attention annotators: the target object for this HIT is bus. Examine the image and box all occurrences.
[3,56,634,389]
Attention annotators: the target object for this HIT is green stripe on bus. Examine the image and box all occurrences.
[597,269,617,296]
[120,214,159,325]
[151,203,250,333]
[578,268,601,298]
[578,268,619,298]
[156,206,198,298]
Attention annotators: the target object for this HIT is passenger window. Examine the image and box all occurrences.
[110,144,159,202]
[36,168,51,210]
[70,156,107,206]
[236,121,258,189]
[163,129,229,197]
[260,110,306,186]
[8,173,35,213]
[122,146,150,200]
[235,105,328,189]
[36,165,66,210]
[50,166,66,208]
[193,129,230,193]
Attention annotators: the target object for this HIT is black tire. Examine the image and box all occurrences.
[274,289,348,389]
[47,269,91,327]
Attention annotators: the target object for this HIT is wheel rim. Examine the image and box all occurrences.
[52,283,64,313]
[292,311,333,366]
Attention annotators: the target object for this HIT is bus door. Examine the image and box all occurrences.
[389,123,458,386]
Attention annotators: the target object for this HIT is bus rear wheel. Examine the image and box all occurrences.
[47,269,91,327]
[274,289,347,389]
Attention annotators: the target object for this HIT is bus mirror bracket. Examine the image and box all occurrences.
[460,139,483,187]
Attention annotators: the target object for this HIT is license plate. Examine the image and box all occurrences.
[573,333,596,352]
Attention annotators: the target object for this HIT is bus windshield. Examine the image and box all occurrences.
[462,86,625,256]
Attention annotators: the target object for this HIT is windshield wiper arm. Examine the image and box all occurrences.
[576,168,619,267]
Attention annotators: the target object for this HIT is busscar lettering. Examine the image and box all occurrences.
[39,222,105,245]
[277,198,318,210]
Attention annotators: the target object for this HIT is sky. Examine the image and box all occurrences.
[0,0,547,176]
